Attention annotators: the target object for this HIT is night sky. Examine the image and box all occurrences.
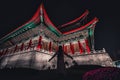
[0,0,120,60]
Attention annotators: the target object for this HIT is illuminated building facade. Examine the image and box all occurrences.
[0,4,114,70]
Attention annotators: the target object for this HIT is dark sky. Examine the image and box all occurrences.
[0,0,120,60]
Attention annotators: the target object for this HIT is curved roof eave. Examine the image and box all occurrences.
[63,17,98,35]
[58,10,89,29]
[42,4,62,35]
[0,3,63,43]
[0,6,41,43]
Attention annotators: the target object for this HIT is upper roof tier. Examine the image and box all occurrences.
[0,3,98,45]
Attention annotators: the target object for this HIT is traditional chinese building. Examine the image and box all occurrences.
[0,4,114,70]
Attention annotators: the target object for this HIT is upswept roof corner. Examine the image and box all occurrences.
[42,4,62,36]
[0,3,62,43]
[0,4,42,43]
[0,3,98,44]
[58,10,89,29]
[63,17,98,35]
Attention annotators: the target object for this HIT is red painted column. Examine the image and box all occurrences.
[27,39,32,50]
[85,39,90,53]
[70,43,74,54]
[20,43,24,51]
[62,44,67,53]
[37,36,42,49]
[78,41,84,54]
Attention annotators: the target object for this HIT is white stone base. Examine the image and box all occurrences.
[0,50,114,70]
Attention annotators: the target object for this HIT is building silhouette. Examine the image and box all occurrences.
[0,3,114,70]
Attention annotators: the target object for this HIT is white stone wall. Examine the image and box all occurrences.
[0,51,114,70]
